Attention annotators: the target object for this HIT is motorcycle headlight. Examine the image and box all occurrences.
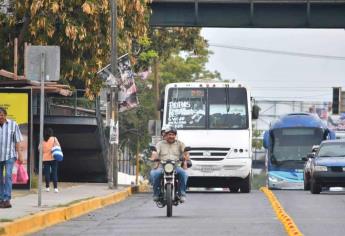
[314,165,328,172]
[164,163,174,173]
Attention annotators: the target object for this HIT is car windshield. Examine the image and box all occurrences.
[318,143,345,157]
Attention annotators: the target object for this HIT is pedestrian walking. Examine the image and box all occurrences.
[40,127,61,193]
[0,107,24,208]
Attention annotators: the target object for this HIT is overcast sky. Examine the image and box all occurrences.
[201,28,345,102]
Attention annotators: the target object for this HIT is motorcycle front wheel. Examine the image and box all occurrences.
[166,183,173,217]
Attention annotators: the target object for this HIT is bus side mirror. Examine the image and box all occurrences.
[252,105,260,119]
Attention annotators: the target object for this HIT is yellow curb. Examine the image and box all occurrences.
[260,187,303,236]
[0,186,140,236]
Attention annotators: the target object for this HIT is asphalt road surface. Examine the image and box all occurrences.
[32,189,345,236]
[32,190,285,236]
[274,189,345,236]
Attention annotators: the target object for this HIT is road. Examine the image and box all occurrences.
[31,189,345,236]
[32,190,284,236]
[274,189,345,236]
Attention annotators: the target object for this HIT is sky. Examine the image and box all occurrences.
[201,28,345,102]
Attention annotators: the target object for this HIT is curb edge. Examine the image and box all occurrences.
[0,186,141,236]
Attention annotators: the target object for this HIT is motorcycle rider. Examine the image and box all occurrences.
[150,126,190,203]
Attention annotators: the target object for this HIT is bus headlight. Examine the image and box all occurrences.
[268,175,284,183]
[164,163,174,173]
[314,165,328,172]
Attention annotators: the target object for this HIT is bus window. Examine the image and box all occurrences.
[208,88,248,129]
[166,88,206,129]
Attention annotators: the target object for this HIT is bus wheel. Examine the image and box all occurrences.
[229,187,239,193]
[240,175,251,193]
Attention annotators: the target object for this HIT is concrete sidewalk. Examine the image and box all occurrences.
[0,183,145,236]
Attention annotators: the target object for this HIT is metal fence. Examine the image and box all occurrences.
[33,89,97,117]
[118,156,136,176]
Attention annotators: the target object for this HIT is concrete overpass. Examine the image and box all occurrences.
[150,0,345,28]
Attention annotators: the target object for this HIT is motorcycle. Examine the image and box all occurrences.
[150,146,191,217]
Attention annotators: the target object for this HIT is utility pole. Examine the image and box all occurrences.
[153,58,160,121]
[14,38,18,80]
[109,0,118,189]
[135,115,140,185]
[38,52,45,206]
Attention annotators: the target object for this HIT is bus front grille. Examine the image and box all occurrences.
[190,158,224,161]
[189,148,230,159]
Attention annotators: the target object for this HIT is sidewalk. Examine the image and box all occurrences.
[0,183,147,236]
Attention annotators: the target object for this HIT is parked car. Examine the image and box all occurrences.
[303,145,320,190]
[304,140,345,194]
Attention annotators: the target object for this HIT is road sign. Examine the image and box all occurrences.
[25,46,60,81]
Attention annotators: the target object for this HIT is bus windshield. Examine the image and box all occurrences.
[166,87,248,129]
[271,128,324,163]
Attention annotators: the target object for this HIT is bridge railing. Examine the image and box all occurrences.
[47,89,98,117]
[33,89,103,117]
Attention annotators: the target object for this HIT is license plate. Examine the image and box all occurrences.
[201,167,215,172]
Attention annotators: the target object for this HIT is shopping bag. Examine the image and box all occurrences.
[16,163,29,184]
[52,145,63,161]
[51,137,63,161]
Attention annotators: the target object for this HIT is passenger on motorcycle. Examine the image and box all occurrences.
[150,127,190,203]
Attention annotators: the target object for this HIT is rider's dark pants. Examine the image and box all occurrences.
[150,167,188,197]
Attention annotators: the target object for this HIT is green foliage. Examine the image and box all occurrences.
[252,126,263,149]
[252,172,266,189]
[0,1,221,174]
[0,0,151,97]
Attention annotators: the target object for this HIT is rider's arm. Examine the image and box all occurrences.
[180,142,190,160]
[183,151,190,160]
[151,151,158,160]
[150,142,161,161]
[180,142,190,169]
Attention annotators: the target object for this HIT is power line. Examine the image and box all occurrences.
[254,93,330,99]
[222,78,345,84]
[209,43,345,60]
[252,86,331,89]
[252,88,330,92]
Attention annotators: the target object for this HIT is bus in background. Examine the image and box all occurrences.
[162,82,259,193]
[263,113,335,189]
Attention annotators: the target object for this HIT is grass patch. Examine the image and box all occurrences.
[55,196,95,208]
[0,219,13,223]
[252,172,267,190]
[30,174,38,189]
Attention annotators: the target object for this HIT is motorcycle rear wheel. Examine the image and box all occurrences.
[166,183,173,217]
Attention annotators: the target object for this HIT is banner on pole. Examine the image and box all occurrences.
[97,54,139,112]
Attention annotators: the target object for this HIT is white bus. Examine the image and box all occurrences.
[162,82,259,193]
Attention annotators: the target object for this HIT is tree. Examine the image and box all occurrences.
[252,126,263,150]
[1,1,221,168]
[120,28,220,156]
[0,0,151,97]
